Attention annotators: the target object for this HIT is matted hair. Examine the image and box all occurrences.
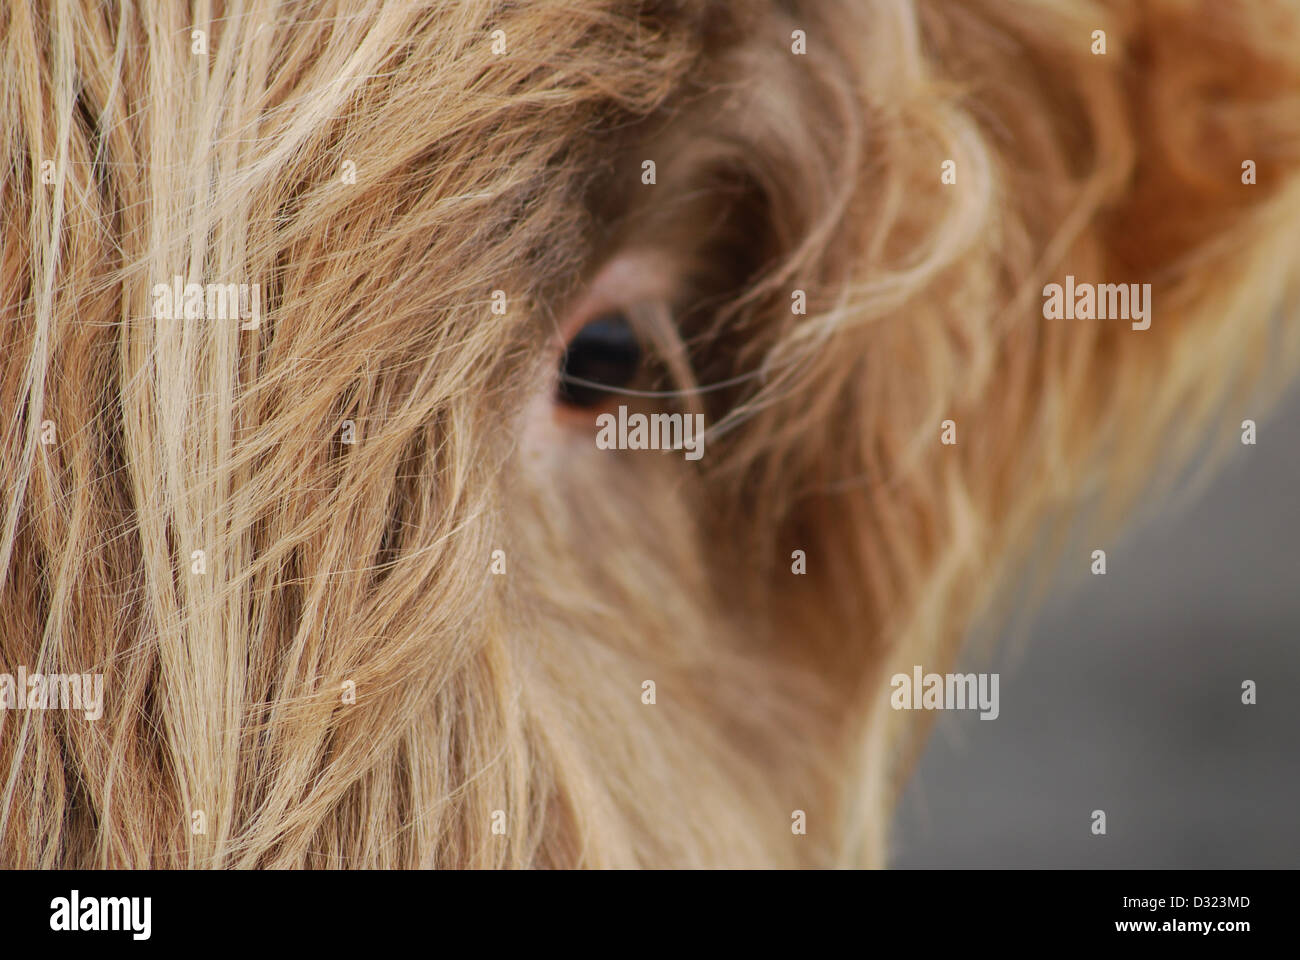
[2,0,1299,867]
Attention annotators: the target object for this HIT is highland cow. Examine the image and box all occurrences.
[1,0,1299,868]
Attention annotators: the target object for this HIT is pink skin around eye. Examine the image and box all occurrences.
[523,249,678,442]
[548,249,678,357]
[520,250,677,466]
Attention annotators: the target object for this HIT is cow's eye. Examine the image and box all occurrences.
[556,311,642,408]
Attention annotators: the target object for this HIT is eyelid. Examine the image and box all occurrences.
[556,249,679,350]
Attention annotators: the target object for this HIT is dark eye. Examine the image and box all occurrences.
[556,311,642,408]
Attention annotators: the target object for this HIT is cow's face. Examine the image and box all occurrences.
[2,0,1298,867]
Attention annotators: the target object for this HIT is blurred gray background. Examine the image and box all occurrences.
[891,389,1300,868]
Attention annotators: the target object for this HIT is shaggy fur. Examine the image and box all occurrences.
[2,0,1299,867]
